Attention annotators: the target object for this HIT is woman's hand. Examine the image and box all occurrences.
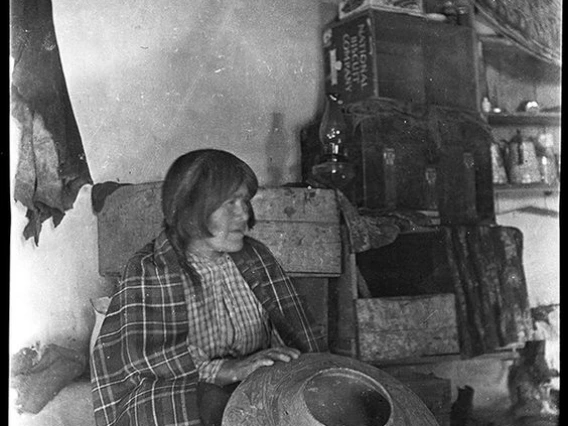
[214,347,300,386]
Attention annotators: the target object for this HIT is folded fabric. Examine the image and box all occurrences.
[90,182,132,214]
[335,190,400,252]
[11,344,87,414]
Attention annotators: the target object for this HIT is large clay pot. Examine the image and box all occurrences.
[222,353,439,426]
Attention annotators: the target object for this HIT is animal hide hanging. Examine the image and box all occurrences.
[11,0,92,244]
[441,225,534,357]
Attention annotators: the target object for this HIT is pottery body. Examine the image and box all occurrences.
[222,353,439,426]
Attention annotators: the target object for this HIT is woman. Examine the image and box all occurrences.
[91,149,325,426]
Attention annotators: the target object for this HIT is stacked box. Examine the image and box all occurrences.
[322,9,479,110]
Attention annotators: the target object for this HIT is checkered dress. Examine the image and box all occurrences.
[184,252,286,383]
[90,230,325,426]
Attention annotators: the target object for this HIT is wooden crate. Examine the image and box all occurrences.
[356,293,460,362]
[97,184,341,277]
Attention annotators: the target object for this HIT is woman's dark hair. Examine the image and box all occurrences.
[161,149,258,256]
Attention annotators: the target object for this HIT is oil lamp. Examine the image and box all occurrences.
[311,93,355,191]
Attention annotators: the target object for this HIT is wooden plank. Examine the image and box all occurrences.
[97,183,341,277]
[494,183,559,196]
[356,294,460,362]
[328,231,359,358]
[291,277,328,348]
[487,113,561,126]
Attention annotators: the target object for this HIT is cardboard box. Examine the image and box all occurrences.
[322,9,479,109]
[356,293,460,362]
[322,10,425,105]
[338,0,423,20]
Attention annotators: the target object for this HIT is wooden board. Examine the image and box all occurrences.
[356,294,460,362]
[291,277,329,349]
[97,183,341,277]
[328,249,359,358]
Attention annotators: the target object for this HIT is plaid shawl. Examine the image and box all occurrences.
[91,231,325,426]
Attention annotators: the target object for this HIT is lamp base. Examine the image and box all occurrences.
[312,157,355,191]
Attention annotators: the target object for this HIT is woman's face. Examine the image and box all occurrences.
[187,184,251,259]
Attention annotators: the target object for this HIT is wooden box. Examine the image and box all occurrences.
[355,293,459,362]
[97,184,341,277]
[322,9,479,110]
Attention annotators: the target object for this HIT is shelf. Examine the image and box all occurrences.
[494,183,559,195]
[371,348,519,368]
[487,112,561,126]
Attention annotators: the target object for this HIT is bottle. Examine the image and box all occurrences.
[481,97,492,114]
